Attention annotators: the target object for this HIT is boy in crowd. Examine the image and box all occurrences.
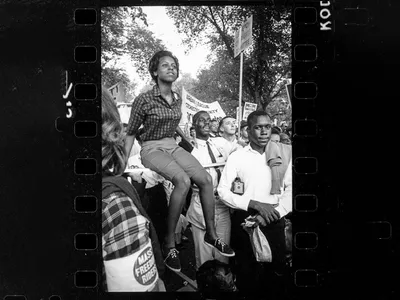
[218,110,292,299]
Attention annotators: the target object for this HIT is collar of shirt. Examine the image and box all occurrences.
[243,144,266,155]
[195,138,209,147]
[152,85,179,103]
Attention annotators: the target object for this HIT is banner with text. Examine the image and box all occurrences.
[179,88,226,128]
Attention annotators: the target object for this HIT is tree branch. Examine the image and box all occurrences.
[206,6,234,58]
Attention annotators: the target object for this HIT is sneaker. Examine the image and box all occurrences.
[204,236,235,257]
[163,247,181,272]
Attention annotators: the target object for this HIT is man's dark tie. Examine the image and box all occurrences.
[206,140,222,183]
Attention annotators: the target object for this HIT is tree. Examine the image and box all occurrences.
[166,5,291,113]
[101,7,166,98]
[173,72,198,94]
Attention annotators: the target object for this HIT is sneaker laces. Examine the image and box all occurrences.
[166,248,179,259]
[215,238,226,252]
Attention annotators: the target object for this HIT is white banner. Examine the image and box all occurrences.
[179,88,226,127]
[242,102,257,121]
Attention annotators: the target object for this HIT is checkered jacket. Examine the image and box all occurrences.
[102,191,150,290]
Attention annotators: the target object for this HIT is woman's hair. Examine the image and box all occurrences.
[102,87,127,177]
[148,50,180,82]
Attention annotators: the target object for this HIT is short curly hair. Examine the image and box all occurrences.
[148,50,180,82]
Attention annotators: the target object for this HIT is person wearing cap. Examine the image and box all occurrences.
[237,120,249,147]
[218,116,243,152]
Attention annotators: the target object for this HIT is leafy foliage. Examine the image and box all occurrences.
[166,5,291,114]
[101,6,166,100]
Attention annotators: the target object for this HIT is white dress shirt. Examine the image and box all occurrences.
[217,144,292,219]
[186,137,234,229]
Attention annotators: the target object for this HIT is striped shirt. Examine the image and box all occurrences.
[126,85,182,142]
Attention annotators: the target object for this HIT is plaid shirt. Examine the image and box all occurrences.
[126,85,182,142]
[102,191,150,290]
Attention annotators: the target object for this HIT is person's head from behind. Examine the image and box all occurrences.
[102,87,126,177]
[270,126,281,143]
[247,111,273,149]
[219,116,236,137]
[280,132,291,145]
[272,126,282,134]
[196,259,237,296]
[193,111,211,140]
[210,119,219,135]
[149,50,180,85]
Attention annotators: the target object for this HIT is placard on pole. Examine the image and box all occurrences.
[234,15,253,138]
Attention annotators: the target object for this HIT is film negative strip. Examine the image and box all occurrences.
[67,6,100,297]
[1,0,395,299]
[292,1,329,294]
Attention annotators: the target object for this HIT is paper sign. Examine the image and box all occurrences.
[104,239,158,292]
[234,16,253,58]
[242,102,257,121]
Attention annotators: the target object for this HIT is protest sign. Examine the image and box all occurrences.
[242,102,257,121]
[179,88,226,128]
[234,16,253,58]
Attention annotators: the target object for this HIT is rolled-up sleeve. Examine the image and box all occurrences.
[217,154,252,211]
[274,159,292,218]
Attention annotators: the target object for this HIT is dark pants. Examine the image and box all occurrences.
[230,209,286,299]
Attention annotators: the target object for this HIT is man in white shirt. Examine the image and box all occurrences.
[217,110,292,298]
[219,116,243,152]
[186,111,236,270]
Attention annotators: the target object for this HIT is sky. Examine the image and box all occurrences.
[121,6,211,92]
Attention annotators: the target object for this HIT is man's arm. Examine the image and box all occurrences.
[273,159,292,218]
[248,200,280,225]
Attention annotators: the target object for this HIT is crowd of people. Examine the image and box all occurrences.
[102,50,292,297]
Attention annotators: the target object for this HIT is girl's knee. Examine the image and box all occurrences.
[173,172,191,190]
[196,172,213,188]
